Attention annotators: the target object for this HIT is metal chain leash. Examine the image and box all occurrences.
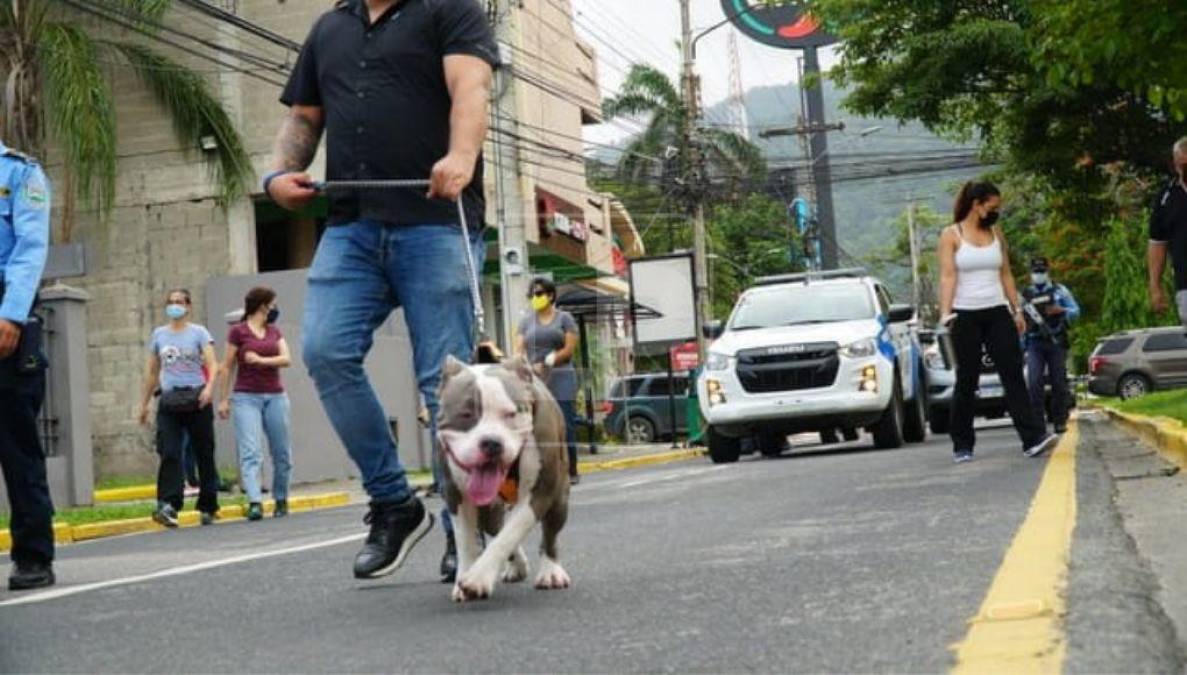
[312,179,486,343]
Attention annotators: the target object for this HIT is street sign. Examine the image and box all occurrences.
[719,0,837,50]
[669,341,700,371]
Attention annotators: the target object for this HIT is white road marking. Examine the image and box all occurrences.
[0,532,366,608]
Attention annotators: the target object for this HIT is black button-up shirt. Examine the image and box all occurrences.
[281,0,498,227]
[1150,178,1187,290]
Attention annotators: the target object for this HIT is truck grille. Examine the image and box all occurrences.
[735,343,840,393]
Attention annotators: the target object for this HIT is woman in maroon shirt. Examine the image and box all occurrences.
[217,287,293,521]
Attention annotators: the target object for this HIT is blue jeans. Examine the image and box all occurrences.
[231,392,293,503]
[303,221,484,505]
[558,399,579,477]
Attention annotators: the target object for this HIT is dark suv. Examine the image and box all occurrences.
[603,373,690,443]
[1089,328,1187,399]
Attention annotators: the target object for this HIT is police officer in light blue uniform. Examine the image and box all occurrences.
[0,136,54,591]
[1022,257,1080,435]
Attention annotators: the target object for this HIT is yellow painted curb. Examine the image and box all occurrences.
[1,492,353,552]
[950,422,1078,675]
[93,485,158,503]
[579,448,705,474]
[1102,408,1187,471]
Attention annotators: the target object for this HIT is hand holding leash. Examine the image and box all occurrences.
[266,172,318,211]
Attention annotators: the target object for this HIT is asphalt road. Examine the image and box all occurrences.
[0,419,1179,673]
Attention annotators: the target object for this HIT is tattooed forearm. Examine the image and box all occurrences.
[271,108,323,172]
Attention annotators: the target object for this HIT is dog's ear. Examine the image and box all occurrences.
[442,354,467,381]
[503,355,534,384]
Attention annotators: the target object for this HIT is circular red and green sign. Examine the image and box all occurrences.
[720,0,836,49]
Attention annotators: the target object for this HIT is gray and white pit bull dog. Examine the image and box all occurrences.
[437,355,571,602]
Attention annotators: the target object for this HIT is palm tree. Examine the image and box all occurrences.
[602,63,765,200]
[1,0,252,240]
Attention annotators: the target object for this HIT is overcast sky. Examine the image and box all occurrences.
[569,0,840,145]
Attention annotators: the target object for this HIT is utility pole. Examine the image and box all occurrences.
[907,200,921,310]
[491,0,530,350]
[759,51,844,270]
[803,46,838,269]
[680,0,710,360]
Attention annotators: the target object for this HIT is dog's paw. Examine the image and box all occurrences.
[533,557,571,590]
[457,565,499,601]
[503,549,529,583]
[451,582,468,603]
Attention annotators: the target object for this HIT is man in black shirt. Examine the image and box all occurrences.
[1149,138,1187,323]
[264,0,497,582]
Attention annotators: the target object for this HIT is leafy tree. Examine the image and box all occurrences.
[602,64,766,200]
[707,194,803,318]
[865,203,945,324]
[808,0,1185,196]
[1,0,252,239]
[1033,0,1187,122]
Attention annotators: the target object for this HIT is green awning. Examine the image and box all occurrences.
[481,251,607,283]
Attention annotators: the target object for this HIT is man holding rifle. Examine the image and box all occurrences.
[1022,257,1079,434]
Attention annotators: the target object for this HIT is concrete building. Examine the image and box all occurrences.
[47,0,643,479]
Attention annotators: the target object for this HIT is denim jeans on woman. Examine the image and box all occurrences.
[231,392,293,503]
[302,221,485,507]
[557,399,579,477]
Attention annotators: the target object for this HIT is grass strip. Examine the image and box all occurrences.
[1106,389,1187,426]
[0,496,249,530]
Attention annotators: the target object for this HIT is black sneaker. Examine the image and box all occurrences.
[200,511,216,526]
[1025,433,1060,458]
[8,562,55,591]
[152,503,179,528]
[247,503,264,521]
[440,533,457,584]
[569,474,581,486]
[274,500,288,518]
[1054,422,1068,434]
[353,498,434,579]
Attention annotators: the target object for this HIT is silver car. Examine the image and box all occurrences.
[920,329,1006,435]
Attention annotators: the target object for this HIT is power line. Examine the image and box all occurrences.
[60,0,288,87]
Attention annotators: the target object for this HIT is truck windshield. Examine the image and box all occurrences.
[729,284,876,331]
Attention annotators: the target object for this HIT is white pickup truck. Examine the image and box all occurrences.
[698,269,928,463]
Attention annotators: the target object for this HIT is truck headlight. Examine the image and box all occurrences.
[706,379,727,406]
[840,338,878,359]
[859,366,878,393]
[705,352,730,371]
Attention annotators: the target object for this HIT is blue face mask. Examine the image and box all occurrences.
[166,304,187,320]
[266,307,280,324]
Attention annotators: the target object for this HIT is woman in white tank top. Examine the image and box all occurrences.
[936,181,1056,463]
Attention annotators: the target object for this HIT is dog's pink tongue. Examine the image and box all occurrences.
[466,464,504,506]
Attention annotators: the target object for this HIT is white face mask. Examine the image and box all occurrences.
[1031,273,1049,286]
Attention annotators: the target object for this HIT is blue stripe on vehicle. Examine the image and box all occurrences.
[877,315,897,363]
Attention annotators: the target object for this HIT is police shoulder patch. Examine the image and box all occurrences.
[21,173,48,208]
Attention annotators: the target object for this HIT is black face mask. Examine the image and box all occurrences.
[982,210,1000,227]
[266,308,280,324]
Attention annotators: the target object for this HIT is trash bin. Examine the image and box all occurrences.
[686,366,705,446]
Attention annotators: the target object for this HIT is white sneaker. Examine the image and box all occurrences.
[1024,434,1059,458]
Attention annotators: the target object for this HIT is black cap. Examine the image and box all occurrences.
[1030,257,1049,273]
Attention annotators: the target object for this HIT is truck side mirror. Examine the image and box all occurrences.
[888,304,916,323]
[703,320,724,339]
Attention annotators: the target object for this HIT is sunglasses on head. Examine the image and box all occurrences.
[531,290,549,298]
